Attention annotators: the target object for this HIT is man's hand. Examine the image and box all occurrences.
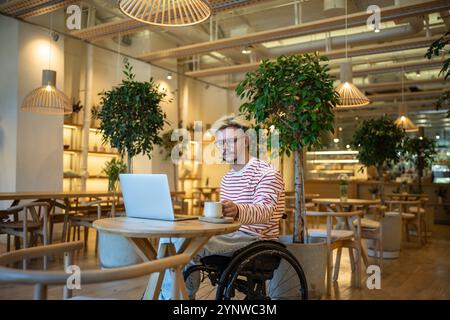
[222,200,239,220]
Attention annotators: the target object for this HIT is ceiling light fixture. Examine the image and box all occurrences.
[335,1,370,108]
[167,72,173,80]
[21,13,71,115]
[118,0,211,27]
[394,67,418,132]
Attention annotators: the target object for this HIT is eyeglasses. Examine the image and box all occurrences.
[214,136,245,149]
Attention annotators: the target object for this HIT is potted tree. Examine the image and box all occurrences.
[403,136,436,194]
[350,116,405,204]
[236,53,338,299]
[96,61,169,172]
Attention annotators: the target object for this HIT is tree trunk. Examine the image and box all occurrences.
[293,150,307,243]
[127,153,133,173]
[417,158,424,194]
[377,165,385,205]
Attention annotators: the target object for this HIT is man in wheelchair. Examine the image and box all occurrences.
[159,115,307,300]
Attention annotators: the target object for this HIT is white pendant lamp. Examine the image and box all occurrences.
[335,0,370,108]
[118,0,211,27]
[21,13,71,115]
[394,70,418,132]
[21,69,71,115]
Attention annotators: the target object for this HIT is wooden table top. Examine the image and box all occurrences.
[0,191,120,201]
[93,217,241,238]
[312,198,380,205]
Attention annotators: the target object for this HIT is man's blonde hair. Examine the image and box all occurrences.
[210,114,253,134]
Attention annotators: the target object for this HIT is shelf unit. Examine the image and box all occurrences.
[63,123,119,192]
[306,150,367,180]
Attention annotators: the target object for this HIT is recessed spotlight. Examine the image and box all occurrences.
[167,72,172,80]
[346,144,351,149]
[419,136,423,140]
[338,127,343,131]
[374,28,380,33]
[436,135,440,140]
[333,138,339,143]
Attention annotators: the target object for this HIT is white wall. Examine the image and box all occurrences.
[0,15,63,207]
[0,16,19,198]
[15,22,64,192]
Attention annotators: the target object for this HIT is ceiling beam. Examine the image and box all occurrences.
[71,0,267,40]
[186,36,442,78]
[139,0,450,61]
[0,0,77,18]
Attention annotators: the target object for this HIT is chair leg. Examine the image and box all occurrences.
[6,234,10,252]
[348,248,356,272]
[360,243,369,269]
[77,226,81,241]
[326,247,332,296]
[355,246,361,289]
[49,221,54,245]
[405,223,411,242]
[84,226,89,250]
[95,230,99,256]
[333,248,342,282]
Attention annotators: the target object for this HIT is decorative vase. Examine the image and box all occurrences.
[108,179,116,192]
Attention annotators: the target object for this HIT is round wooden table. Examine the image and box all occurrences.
[93,217,240,300]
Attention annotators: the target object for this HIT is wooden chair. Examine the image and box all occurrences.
[354,205,384,272]
[67,198,116,254]
[306,210,363,296]
[0,241,190,300]
[0,202,50,268]
[386,199,426,246]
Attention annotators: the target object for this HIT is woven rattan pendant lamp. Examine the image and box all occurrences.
[21,69,71,115]
[118,0,211,27]
[394,69,418,132]
[21,13,71,115]
[335,0,370,108]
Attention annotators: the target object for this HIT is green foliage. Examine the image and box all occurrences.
[72,99,83,113]
[425,30,450,80]
[236,53,338,155]
[102,158,127,191]
[403,136,436,170]
[350,116,406,172]
[159,128,183,160]
[425,30,450,117]
[97,61,169,160]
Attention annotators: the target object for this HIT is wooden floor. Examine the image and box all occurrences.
[0,224,449,300]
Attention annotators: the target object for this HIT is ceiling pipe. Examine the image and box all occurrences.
[267,17,424,57]
[186,36,442,78]
[138,0,450,61]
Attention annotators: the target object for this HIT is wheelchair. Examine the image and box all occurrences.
[183,240,308,300]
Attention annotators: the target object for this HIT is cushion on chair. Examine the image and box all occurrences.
[308,229,354,240]
[353,218,380,229]
[402,213,416,219]
[408,206,425,213]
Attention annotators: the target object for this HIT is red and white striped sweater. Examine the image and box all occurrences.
[220,157,285,240]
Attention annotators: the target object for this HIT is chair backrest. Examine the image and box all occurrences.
[385,199,422,213]
[306,210,364,243]
[0,241,190,300]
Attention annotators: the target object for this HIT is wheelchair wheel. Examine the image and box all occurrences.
[184,265,220,300]
[216,245,308,300]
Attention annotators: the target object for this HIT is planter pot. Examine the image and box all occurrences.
[98,233,142,269]
[277,235,327,300]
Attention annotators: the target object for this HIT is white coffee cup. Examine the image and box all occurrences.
[203,202,223,218]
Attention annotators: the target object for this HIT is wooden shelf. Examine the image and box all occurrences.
[64,148,118,156]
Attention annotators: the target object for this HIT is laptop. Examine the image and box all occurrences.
[119,174,197,221]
